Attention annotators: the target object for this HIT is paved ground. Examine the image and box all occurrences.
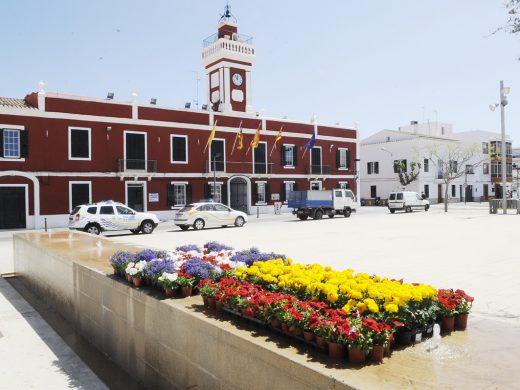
[105,203,519,326]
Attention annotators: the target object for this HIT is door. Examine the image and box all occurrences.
[115,205,139,229]
[370,185,377,199]
[253,143,267,174]
[230,177,248,213]
[438,184,443,203]
[213,203,235,224]
[483,184,488,201]
[465,185,473,202]
[127,184,144,212]
[125,133,145,170]
[311,148,322,174]
[0,187,26,229]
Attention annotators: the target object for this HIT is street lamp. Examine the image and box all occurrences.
[212,153,221,202]
[489,80,510,214]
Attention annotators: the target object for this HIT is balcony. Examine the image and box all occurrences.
[117,159,157,174]
[202,34,255,62]
[204,160,273,175]
[203,32,253,48]
[305,165,331,175]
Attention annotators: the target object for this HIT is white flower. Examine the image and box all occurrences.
[135,260,147,271]
[127,267,138,276]
[162,272,178,282]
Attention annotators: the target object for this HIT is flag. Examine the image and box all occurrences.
[203,120,218,153]
[269,126,283,156]
[231,121,244,154]
[246,122,262,155]
[302,133,316,158]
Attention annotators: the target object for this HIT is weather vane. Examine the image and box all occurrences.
[219,1,237,24]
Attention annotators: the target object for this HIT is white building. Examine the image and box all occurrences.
[360,121,513,203]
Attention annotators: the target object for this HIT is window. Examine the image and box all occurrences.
[370,185,377,198]
[393,159,407,173]
[338,182,350,189]
[100,206,114,214]
[171,135,188,163]
[506,142,512,157]
[257,182,266,203]
[367,162,379,175]
[336,148,350,169]
[167,183,191,206]
[310,181,321,190]
[423,158,429,172]
[68,127,91,160]
[253,142,267,174]
[483,163,489,174]
[3,129,20,158]
[282,145,295,167]
[69,182,91,212]
[87,207,97,214]
[449,160,458,173]
[210,139,225,172]
[174,184,186,205]
[335,190,343,197]
[465,165,474,174]
[210,183,222,203]
[214,204,230,212]
[283,181,294,203]
[424,184,429,198]
[116,206,135,215]
[345,190,354,199]
[482,142,489,154]
[451,185,456,197]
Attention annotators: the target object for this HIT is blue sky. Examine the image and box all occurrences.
[3,1,519,142]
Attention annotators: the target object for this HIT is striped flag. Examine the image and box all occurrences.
[269,126,283,156]
[246,122,262,155]
[231,121,244,154]
[203,120,218,153]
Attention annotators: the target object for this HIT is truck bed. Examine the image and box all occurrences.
[288,191,333,209]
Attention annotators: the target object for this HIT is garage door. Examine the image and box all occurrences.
[0,187,26,229]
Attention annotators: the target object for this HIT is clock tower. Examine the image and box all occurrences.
[201,5,255,113]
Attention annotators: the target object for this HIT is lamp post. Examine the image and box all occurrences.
[489,80,510,214]
[212,153,221,202]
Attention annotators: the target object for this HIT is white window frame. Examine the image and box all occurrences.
[3,128,20,159]
[309,146,323,174]
[252,141,268,174]
[170,181,188,206]
[125,180,148,212]
[68,126,92,161]
[123,130,148,170]
[209,137,226,173]
[1,124,25,161]
[338,148,349,170]
[283,180,295,204]
[256,180,267,205]
[209,181,223,203]
[170,134,188,164]
[310,180,322,190]
[283,144,295,168]
[338,181,350,190]
[69,181,92,212]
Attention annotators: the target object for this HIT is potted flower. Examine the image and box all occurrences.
[157,272,179,298]
[362,317,392,363]
[177,274,196,297]
[125,261,147,287]
[344,319,372,365]
[454,289,474,330]
[307,312,333,348]
[437,289,458,333]
[198,278,218,308]
[109,251,136,277]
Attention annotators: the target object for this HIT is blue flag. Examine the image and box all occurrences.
[304,133,316,150]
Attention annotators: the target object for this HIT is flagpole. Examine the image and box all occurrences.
[231,120,243,155]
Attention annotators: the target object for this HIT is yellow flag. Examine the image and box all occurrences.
[275,126,283,143]
[203,120,217,153]
[251,123,261,149]
[237,128,244,150]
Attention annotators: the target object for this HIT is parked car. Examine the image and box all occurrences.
[174,202,248,230]
[388,191,430,213]
[68,200,160,235]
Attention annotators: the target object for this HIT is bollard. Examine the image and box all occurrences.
[257,207,259,218]
[44,217,48,232]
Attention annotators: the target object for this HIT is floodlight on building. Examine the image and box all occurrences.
[107,92,114,100]
[201,104,208,110]
[185,102,191,109]
[150,98,157,105]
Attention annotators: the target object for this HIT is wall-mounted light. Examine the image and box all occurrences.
[329,144,334,151]
[150,98,157,105]
[106,126,112,132]
[107,92,114,99]
[185,102,191,109]
[201,104,208,110]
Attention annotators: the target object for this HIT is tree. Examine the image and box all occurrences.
[505,0,520,34]
[426,143,486,212]
[393,160,421,187]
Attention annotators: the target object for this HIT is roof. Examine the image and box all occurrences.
[0,97,37,110]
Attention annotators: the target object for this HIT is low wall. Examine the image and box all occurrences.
[13,231,353,390]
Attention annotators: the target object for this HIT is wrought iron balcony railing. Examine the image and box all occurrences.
[117,159,157,173]
[305,165,331,175]
[204,160,273,175]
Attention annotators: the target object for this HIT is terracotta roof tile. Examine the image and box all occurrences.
[0,97,37,109]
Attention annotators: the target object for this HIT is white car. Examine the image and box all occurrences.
[174,202,248,230]
[69,200,160,235]
[388,191,430,213]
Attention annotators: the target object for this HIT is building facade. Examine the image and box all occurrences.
[360,121,512,203]
[0,12,358,230]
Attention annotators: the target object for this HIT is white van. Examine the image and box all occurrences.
[387,191,429,213]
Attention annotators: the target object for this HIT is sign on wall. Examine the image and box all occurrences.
[148,193,159,202]
[271,193,280,201]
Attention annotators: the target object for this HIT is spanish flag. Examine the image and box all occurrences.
[246,122,261,155]
[269,126,283,156]
[203,120,218,153]
[231,121,244,154]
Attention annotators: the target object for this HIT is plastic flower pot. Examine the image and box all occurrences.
[132,277,142,287]
[395,328,413,345]
[455,314,468,330]
[215,300,223,313]
[315,336,327,348]
[291,327,303,337]
[348,347,365,365]
[164,288,175,298]
[202,296,209,307]
[270,319,281,329]
[281,323,291,335]
[441,316,455,334]
[126,274,133,283]
[368,345,384,363]
[181,286,193,297]
[303,331,315,343]
[328,342,346,359]
[208,297,217,310]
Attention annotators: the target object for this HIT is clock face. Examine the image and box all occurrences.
[232,73,243,86]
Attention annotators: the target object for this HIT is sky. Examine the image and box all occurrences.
[3,1,520,142]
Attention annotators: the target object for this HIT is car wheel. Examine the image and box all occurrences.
[234,216,245,227]
[193,219,205,230]
[425,204,430,211]
[130,228,140,234]
[298,215,308,221]
[84,223,101,235]
[140,220,155,234]
[390,209,395,214]
[314,210,323,220]
[179,225,189,231]
[405,206,412,213]
[328,214,335,218]
[344,208,351,218]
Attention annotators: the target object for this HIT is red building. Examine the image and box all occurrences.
[0,9,358,229]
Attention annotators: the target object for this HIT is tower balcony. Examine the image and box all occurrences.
[201,33,255,65]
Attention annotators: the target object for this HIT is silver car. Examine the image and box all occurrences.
[174,202,248,231]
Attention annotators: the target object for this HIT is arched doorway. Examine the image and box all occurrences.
[229,176,249,214]
[0,171,40,229]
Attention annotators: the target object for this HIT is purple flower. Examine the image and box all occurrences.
[109,251,136,270]
[204,241,233,252]
[182,257,215,279]
[176,244,201,253]
[230,247,286,266]
[144,258,176,280]
[136,249,164,262]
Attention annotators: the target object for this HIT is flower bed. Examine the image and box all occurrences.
[109,242,473,365]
